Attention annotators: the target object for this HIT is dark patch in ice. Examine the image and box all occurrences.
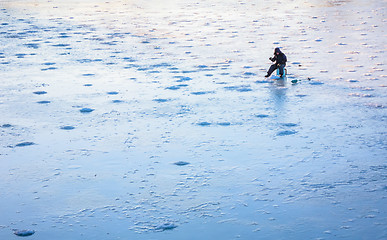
[15,53,27,58]
[112,100,123,103]
[155,223,178,231]
[166,86,181,90]
[150,63,171,68]
[153,98,169,103]
[217,122,231,126]
[107,91,119,95]
[196,65,208,69]
[225,85,248,91]
[137,67,149,71]
[281,123,298,127]
[182,70,197,74]
[15,142,35,147]
[276,130,297,136]
[41,67,57,71]
[197,121,211,126]
[60,126,75,130]
[165,84,189,90]
[216,81,228,85]
[80,108,94,113]
[124,64,140,69]
[37,100,51,104]
[52,43,70,47]
[58,33,70,38]
[195,65,216,72]
[33,91,47,95]
[84,84,93,87]
[174,161,190,166]
[101,41,118,46]
[82,73,95,76]
[295,94,307,98]
[309,81,324,85]
[123,57,136,62]
[174,76,192,82]
[77,59,102,63]
[24,43,39,49]
[256,114,269,118]
[237,87,252,92]
[13,229,35,237]
[1,124,12,128]
[347,79,359,83]
[191,91,214,95]
[243,72,256,76]
[43,62,56,66]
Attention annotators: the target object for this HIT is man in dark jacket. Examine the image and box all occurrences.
[265,47,287,78]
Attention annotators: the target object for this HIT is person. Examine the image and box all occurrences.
[265,47,287,78]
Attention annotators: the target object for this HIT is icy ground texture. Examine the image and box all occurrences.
[0,0,386,239]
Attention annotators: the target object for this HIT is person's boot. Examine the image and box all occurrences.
[265,74,269,78]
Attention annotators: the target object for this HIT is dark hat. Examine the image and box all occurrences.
[274,47,282,54]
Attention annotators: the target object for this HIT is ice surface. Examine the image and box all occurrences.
[0,0,386,239]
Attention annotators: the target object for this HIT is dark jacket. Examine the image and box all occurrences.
[270,48,287,65]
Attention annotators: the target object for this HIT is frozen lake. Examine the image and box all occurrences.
[0,0,386,239]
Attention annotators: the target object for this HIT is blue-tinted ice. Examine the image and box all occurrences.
[0,0,386,239]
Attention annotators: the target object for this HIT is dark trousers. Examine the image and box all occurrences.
[267,64,285,76]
